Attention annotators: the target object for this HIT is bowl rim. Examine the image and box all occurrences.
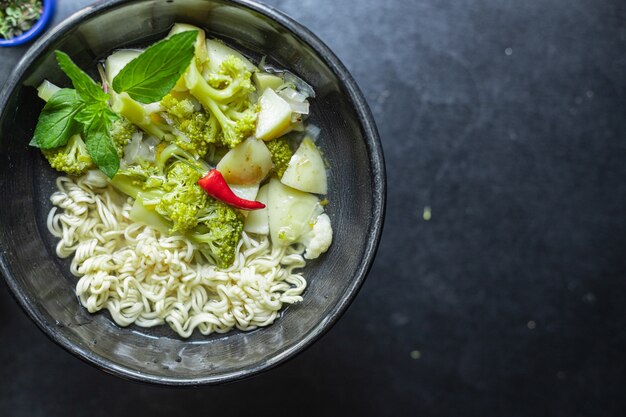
[0,0,56,47]
[0,0,386,386]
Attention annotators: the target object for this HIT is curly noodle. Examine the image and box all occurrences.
[47,171,307,338]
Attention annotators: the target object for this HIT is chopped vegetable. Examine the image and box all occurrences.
[188,198,244,268]
[281,137,327,194]
[185,57,257,148]
[244,184,270,234]
[110,117,135,157]
[253,72,283,93]
[32,24,332,270]
[42,134,94,176]
[265,137,293,179]
[300,213,333,259]
[156,162,208,233]
[205,38,257,75]
[37,80,61,102]
[160,93,218,157]
[255,88,293,141]
[215,137,273,185]
[111,92,171,140]
[267,177,321,247]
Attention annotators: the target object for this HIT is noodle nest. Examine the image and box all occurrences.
[46,171,307,338]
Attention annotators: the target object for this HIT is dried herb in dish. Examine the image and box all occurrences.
[0,0,43,40]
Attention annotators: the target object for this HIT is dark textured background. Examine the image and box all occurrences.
[1,0,625,415]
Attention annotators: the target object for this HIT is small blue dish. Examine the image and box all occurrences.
[0,0,55,47]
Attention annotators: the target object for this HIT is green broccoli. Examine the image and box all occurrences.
[189,198,244,268]
[161,94,219,157]
[110,161,204,233]
[110,117,135,157]
[115,160,164,193]
[111,92,172,140]
[120,161,162,181]
[265,137,293,178]
[42,134,94,176]
[156,142,210,173]
[161,94,195,118]
[109,143,244,268]
[155,162,207,233]
[185,57,257,149]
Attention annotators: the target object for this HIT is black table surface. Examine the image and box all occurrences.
[1,0,625,415]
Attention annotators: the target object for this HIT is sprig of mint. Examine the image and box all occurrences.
[31,89,83,149]
[31,51,119,177]
[112,30,198,104]
[56,51,109,104]
[30,31,198,178]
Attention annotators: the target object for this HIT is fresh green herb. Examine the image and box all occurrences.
[0,0,42,40]
[31,53,119,177]
[74,102,117,127]
[84,110,119,178]
[55,51,109,103]
[32,32,198,178]
[31,89,84,149]
[112,31,198,104]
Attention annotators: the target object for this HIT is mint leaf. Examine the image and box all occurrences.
[75,102,118,127]
[84,109,119,178]
[55,51,109,103]
[33,51,122,177]
[31,89,84,149]
[112,31,197,104]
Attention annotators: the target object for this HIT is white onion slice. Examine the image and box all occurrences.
[143,102,164,114]
[305,123,321,141]
[122,131,159,164]
[283,71,315,98]
[278,87,308,103]
[286,99,310,115]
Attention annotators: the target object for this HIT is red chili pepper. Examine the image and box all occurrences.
[198,169,266,210]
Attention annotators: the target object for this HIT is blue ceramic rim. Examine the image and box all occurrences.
[0,0,55,47]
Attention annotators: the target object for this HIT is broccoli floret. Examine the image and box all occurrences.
[217,105,257,149]
[116,160,164,190]
[111,92,172,140]
[185,57,257,149]
[112,156,244,267]
[42,134,94,176]
[155,162,207,233]
[112,160,205,233]
[189,198,244,268]
[161,94,219,157]
[161,94,195,118]
[215,56,255,99]
[156,143,210,173]
[125,161,162,180]
[110,117,135,157]
[265,137,293,178]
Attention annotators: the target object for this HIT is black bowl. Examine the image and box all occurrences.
[0,0,385,385]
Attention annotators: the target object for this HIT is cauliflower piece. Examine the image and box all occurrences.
[300,213,333,259]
